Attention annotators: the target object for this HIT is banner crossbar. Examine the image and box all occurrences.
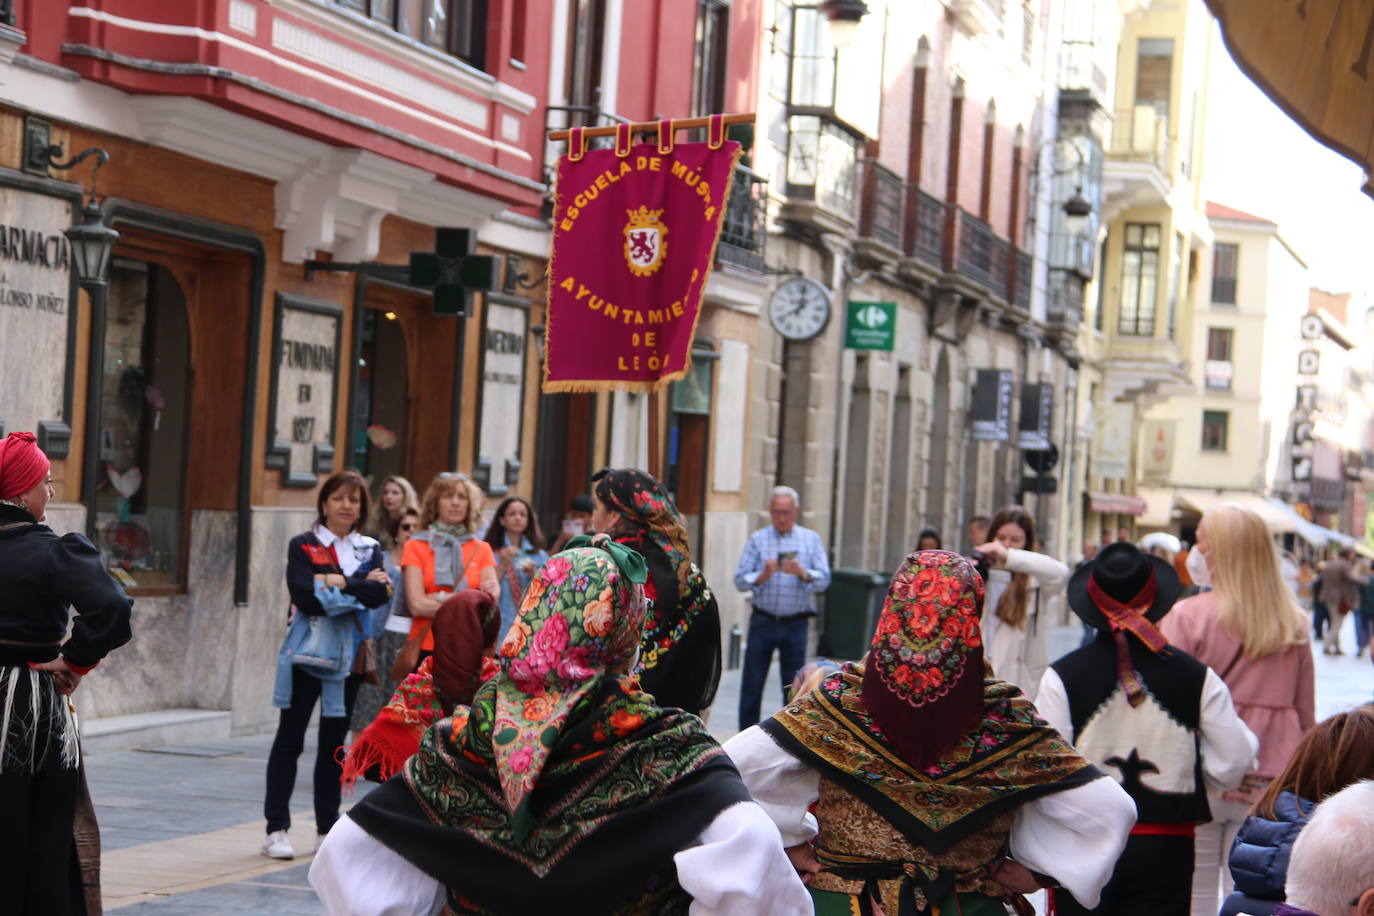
[547,112,754,142]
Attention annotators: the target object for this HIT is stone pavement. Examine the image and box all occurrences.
[86,622,1374,914]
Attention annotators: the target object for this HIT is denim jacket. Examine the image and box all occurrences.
[273,582,371,717]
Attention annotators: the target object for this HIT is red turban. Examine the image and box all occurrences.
[0,432,51,500]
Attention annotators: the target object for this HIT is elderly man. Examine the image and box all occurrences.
[733,486,831,729]
[1279,780,1374,916]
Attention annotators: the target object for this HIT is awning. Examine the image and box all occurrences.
[1087,491,1147,515]
[1267,498,1336,549]
[1206,1,1374,199]
[1174,490,1297,534]
[1137,487,1175,528]
[1356,542,1374,561]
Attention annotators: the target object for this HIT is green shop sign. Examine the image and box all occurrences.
[845,301,896,351]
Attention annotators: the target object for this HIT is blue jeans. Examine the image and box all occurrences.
[737,611,809,730]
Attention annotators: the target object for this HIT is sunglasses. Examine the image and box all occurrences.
[438,472,468,481]
[399,522,417,532]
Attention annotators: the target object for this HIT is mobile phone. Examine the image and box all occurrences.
[562,519,584,535]
[778,550,797,563]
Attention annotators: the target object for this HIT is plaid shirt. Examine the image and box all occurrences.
[733,523,831,616]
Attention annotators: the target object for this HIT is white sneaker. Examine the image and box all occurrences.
[261,829,294,859]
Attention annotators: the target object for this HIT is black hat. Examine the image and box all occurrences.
[1067,541,1181,631]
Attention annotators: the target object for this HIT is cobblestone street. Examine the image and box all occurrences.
[88,621,1374,913]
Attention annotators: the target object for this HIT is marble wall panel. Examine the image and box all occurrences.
[182,510,238,711]
[78,592,193,720]
[232,507,314,733]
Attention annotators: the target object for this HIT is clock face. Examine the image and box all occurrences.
[768,277,832,341]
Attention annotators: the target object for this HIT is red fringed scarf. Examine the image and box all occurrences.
[342,655,499,790]
[1087,574,1167,707]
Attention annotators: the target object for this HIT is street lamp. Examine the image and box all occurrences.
[1063,188,1093,237]
[41,146,119,287]
[820,0,868,49]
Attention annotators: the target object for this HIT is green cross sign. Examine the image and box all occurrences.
[845,301,896,351]
[409,228,497,316]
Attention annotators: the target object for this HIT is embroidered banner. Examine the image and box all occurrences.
[543,122,740,392]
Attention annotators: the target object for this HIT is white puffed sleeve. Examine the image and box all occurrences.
[309,815,445,916]
[721,725,820,845]
[1008,775,1137,909]
[676,801,814,915]
[1197,667,1259,792]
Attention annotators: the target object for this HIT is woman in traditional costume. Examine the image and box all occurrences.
[341,589,502,788]
[311,534,809,915]
[725,549,1136,915]
[589,467,721,715]
[0,432,133,915]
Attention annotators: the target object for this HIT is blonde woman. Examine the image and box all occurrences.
[369,475,418,550]
[1160,504,1314,916]
[974,505,1069,699]
[399,474,499,672]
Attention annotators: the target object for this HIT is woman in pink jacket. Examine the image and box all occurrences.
[1161,504,1315,916]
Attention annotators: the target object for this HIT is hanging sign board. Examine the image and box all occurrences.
[970,369,1014,441]
[1016,383,1054,451]
[542,118,740,392]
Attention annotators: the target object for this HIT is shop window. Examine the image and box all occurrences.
[1212,242,1238,304]
[335,0,486,68]
[1118,222,1160,336]
[95,259,191,588]
[1201,409,1229,452]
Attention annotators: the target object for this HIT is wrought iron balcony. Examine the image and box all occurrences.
[954,209,1009,296]
[908,187,944,269]
[857,159,904,252]
[1108,106,1170,171]
[718,165,767,274]
[1012,248,1032,309]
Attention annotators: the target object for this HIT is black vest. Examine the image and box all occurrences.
[1051,635,1211,823]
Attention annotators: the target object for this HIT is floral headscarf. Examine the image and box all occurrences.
[591,468,692,591]
[763,550,1101,857]
[863,550,986,769]
[489,534,648,832]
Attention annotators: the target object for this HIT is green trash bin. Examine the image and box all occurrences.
[820,568,890,660]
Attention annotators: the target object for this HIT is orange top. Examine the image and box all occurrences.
[401,537,495,650]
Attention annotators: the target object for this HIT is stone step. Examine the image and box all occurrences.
[81,708,232,755]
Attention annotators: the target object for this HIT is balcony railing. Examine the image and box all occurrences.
[857,159,904,251]
[1058,41,1109,100]
[910,187,944,268]
[1012,248,1032,309]
[955,210,1009,294]
[1108,106,1170,171]
[718,165,767,274]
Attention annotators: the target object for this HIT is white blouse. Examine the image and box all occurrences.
[722,725,1136,911]
[981,548,1069,700]
[308,799,813,916]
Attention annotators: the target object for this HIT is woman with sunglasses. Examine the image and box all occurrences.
[399,474,499,675]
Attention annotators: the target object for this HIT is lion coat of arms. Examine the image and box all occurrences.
[624,206,668,277]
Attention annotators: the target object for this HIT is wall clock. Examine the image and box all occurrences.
[768,276,831,341]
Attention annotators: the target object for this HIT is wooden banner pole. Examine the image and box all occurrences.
[547,112,754,142]
[647,390,663,480]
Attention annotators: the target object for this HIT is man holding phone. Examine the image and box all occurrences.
[733,485,831,729]
[547,494,595,554]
